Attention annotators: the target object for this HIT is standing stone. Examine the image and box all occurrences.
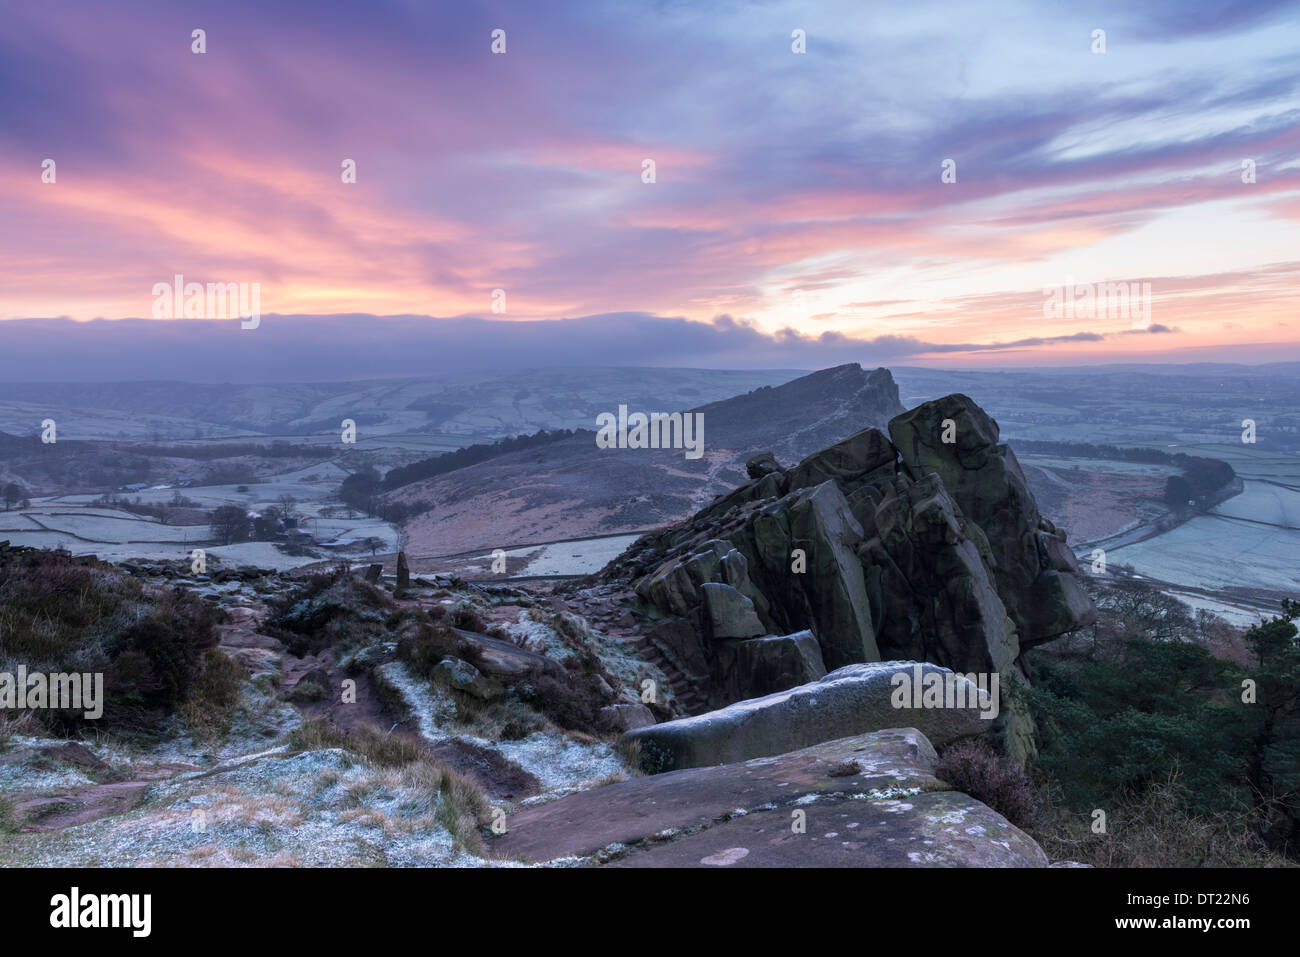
[396,551,410,596]
[364,563,382,583]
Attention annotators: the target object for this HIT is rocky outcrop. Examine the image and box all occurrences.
[623,661,993,773]
[887,395,1094,648]
[489,728,1048,867]
[605,392,1096,758]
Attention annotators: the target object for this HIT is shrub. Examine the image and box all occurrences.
[513,663,615,734]
[396,620,487,677]
[0,548,220,733]
[101,587,220,728]
[935,738,1037,830]
[261,569,391,656]
[1030,769,1289,868]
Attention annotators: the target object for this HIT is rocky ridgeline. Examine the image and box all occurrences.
[601,393,1097,763]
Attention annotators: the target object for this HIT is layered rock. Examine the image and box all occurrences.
[606,392,1096,758]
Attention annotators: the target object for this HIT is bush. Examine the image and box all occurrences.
[101,587,220,728]
[0,547,221,733]
[1026,637,1241,815]
[513,662,616,734]
[450,604,488,633]
[396,620,485,677]
[1024,593,1300,863]
[1030,769,1288,868]
[261,568,391,656]
[935,738,1037,829]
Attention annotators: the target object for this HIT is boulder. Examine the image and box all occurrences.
[786,426,897,493]
[599,702,657,732]
[864,473,1020,676]
[448,627,565,680]
[635,557,698,618]
[623,661,994,773]
[718,630,827,700]
[745,451,782,480]
[610,390,1097,761]
[701,582,765,639]
[733,480,879,668]
[432,657,504,700]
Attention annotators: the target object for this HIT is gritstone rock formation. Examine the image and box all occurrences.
[602,392,1097,762]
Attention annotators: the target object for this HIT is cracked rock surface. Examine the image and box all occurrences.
[487,728,1047,867]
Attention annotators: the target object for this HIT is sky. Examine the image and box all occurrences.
[1,0,1298,376]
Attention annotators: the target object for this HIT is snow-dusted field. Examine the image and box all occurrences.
[24,509,210,543]
[309,518,401,549]
[492,534,643,577]
[1018,455,1178,477]
[1112,513,1300,593]
[1211,482,1300,528]
[8,456,400,569]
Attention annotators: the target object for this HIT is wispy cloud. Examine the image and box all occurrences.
[1,0,1298,366]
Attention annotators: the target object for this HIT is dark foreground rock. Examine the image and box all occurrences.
[622,660,993,772]
[489,728,1046,867]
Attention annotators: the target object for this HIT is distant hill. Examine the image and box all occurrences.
[392,364,904,558]
[0,368,805,443]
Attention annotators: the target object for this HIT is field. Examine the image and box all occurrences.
[1109,481,1300,601]
[411,533,645,580]
[0,456,401,569]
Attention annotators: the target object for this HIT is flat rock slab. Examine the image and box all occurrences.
[605,789,1046,868]
[492,729,963,863]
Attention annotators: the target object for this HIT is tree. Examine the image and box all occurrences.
[1163,474,1194,509]
[1231,599,1300,856]
[2,483,21,510]
[340,468,381,516]
[209,505,249,545]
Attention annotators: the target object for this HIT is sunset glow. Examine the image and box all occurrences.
[2,0,1298,366]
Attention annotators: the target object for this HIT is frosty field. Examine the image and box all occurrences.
[1111,509,1300,595]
